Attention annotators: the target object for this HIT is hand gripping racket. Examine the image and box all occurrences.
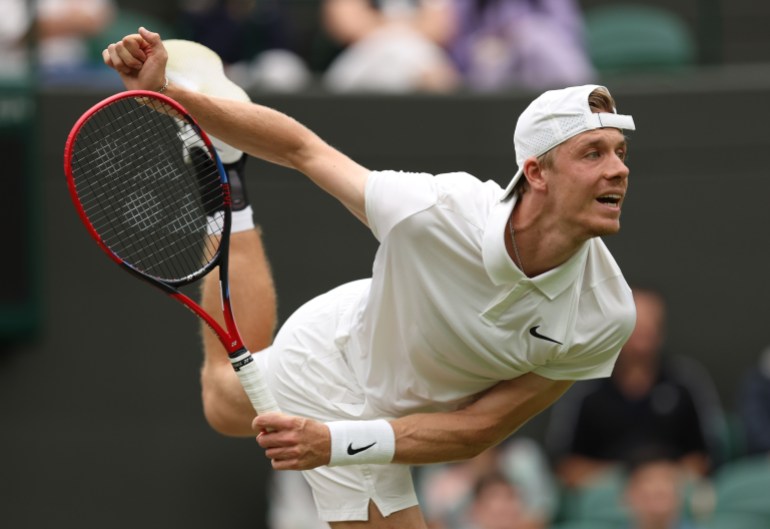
[64,90,279,415]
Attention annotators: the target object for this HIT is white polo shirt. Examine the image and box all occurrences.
[338,170,635,417]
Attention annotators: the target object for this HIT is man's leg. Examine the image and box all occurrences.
[199,226,278,435]
[164,39,278,434]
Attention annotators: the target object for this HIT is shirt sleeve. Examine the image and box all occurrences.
[365,170,439,242]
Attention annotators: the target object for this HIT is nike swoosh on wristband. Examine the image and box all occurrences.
[347,442,377,455]
[529,325,563,345]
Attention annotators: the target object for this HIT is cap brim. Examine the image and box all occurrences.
[500,166,524,201]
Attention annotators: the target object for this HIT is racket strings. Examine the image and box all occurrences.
[76,107,211,273]
[70,97,227,283]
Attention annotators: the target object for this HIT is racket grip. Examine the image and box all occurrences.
[229,349,281,414]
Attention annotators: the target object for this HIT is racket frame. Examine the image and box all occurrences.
[64,90,242,354]
[66,90,281,415]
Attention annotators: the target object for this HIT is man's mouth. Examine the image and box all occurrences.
[596,194,622,207]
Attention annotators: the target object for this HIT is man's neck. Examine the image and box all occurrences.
[507,193,590,277]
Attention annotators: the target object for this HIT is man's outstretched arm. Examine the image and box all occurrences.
[103,27,371,225]
[254,372,573,469]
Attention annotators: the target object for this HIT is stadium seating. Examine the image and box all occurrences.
[710,455,770,524]
[584,3,696,74]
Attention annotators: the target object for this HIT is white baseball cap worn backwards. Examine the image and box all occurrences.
[502,84,636,199]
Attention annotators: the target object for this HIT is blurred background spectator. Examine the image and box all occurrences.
[318,0,596,93]
[622,446,705,529]
[735,345,770,457]
[177,0,289,67]
[177,0,311,91]
[0,0,31,77]
[460,471,544,529]
[320,0,460,93]
[0,0,115,78]
[447,0,596,92]
[545,286,726,489]
[36,0,116,72]
[417,438,557,529]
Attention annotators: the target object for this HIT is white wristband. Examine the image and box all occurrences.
[327,419,395,466]
[230,206,255,233]
[206,207,254,236]
[206,210,225,236]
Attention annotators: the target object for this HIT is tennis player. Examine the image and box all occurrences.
[104,27,637,528]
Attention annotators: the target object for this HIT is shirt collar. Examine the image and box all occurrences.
[482,193,521,286]
[482,193,590,300]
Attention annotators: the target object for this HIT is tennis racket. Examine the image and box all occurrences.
[64,90,279,415]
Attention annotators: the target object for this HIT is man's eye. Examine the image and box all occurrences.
[585,151,600,159]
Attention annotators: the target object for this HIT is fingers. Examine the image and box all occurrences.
[121,34,148,65]
[252,411,292,432]
[103,34,145,75]
[255,416,303,468]
[138,27,169,69]
[253,414,330,470]
[258,432,303,470]
[139,26,163,48]
[101,27,168,91]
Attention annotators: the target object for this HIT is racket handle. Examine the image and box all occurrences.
[229,349,281,414]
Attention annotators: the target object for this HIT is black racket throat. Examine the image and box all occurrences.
[228,347,254,369]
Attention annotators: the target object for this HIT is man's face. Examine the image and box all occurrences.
[542,128,630,238]
[625,462,683,525]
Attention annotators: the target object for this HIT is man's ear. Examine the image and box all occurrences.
[522,157,547,192]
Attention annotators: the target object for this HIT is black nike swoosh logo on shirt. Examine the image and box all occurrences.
[347,442,377,455]
[529,326,563,345]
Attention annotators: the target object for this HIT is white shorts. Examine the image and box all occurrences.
[254,279,419,522]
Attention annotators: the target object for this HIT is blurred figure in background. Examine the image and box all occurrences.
[320,0,460,92]
[419,438,557,529]
[178,0,290,65]
[460,471,545,529]
[546,286,725,488]
[37,0,116,71]
[0,0,115,77]
[736,345,770,456]
[178,0,311,91]
[622,447,704,529]
[0,0,31,76]
[447,0,596,92]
